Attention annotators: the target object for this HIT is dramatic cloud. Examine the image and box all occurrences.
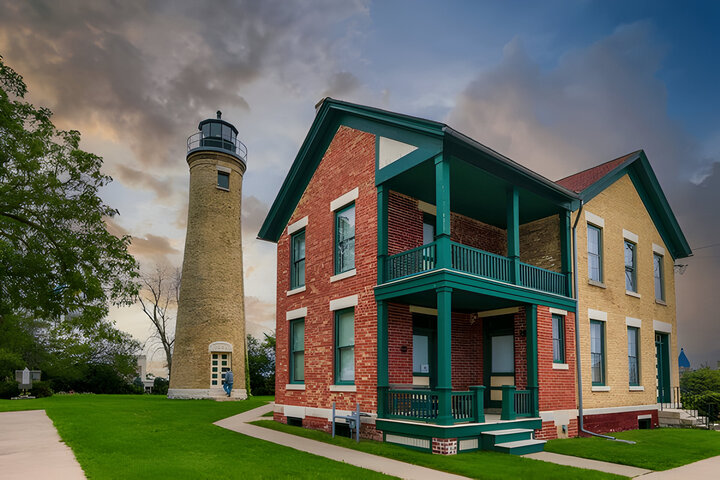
[245,295,276,338]
[447,22,720,365]
[106,217,180,263]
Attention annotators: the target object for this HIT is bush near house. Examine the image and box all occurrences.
[153,377,169,395]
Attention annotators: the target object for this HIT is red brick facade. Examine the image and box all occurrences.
[581,410,658,434]
[275,126,379,418]
[537,306,576,412]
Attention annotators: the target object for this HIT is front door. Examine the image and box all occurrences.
[412,313,436,388]
[484,315,515,408]
[655,333,670,403]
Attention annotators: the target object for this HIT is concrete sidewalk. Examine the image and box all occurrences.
[638,455,720,479]
[525,451,651,477]
[215,403,470,480]
[0,409,85,480]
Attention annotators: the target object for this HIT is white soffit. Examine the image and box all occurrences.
[378,136,418,169]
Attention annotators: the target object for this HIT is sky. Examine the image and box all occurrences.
[1,0,719,373]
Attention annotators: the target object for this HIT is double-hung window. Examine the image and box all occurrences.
[587,224,603,282]
[628,326,639,386]
[590,320,605,385]
[289,319,305,383]
[335,308,355,384]
[217,171,230,190]
[290,230,306,289]
[653,253,664,301]
[624,240,637,292]
[335,204,355,274]
[552,314,565,363]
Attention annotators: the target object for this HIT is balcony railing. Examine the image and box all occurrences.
[451,242,511,283]
[385,243,436,281]
[519,262,566,296]
[383,240,568,297]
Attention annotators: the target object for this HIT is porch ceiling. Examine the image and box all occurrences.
[385,288,521,312]
[384,157,563,228]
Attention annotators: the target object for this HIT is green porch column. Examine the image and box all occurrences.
[560,210,572,297]
[526,304,539,417]
[377,184,389,284]
[377,300,389,418]
[436,286,453,425]
[435,155,451,269]
[506,186,520,284]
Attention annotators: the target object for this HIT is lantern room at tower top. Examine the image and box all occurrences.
[187,110,248,163]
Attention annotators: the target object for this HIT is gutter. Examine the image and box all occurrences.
[572,200,635,444]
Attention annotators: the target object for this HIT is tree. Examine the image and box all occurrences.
[247,333,275,396]
[137,265,179,376]
[0,56,138,330]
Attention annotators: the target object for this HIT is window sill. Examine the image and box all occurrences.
[625,290,641,299]
[286,384,306,391]
[592,386,611,392]
[588,280,606,288]
[330,269,356,283]
[552,363,569,370]
[286,286,306,297]
[655,299,667,306]
[329,385,356,392]
[216,186,230,192]
[629,386,644,391]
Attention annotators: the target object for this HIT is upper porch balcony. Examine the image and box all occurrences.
[383,240,568,297]
[375,141,576,305]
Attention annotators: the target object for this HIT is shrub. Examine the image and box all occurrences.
[0,349,24,381]
[30,380,53,398]
[152,377,169,395]
[0,379,20,399]
[683,391,720,423]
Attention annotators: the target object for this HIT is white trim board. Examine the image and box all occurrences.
[588,308,607,321]
[549,308,567,316]
[653,320,672,333]
[287,216,308,235]
[652,243,665,255]
[409,305,438,316]
[286,307,307,321]
[585,211,605,228]
[329,295,358,311]
[623,229,639,243]
[477,307,520,318]
[625,317,642,328]
[330,187,359,211]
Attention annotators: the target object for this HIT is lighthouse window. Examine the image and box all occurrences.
[217,171,230,190]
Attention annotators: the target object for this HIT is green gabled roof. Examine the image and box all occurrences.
[557,150,692,260]
[258,98,579,243]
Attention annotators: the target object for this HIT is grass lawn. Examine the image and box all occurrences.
[251,420,627,480]
[546,428,720,470]
[0,395,392,479]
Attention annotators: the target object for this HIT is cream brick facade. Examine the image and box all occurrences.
[169,149,248,399]
[574,174,677,409]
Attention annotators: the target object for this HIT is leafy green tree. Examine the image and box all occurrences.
[247,333,275,396]
[0,55,138,330]
[681,367,720,396]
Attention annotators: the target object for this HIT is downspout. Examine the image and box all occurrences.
[572,200,635,444]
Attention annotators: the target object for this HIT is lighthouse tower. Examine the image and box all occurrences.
[168,111,248,400]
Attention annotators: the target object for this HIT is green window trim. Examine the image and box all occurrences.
[653,253,665,301]
[552,314,565,364]
[587,224,603,282]
[624,240,637,292]
[628,326,640,386]
[334,308,355,385]
[290,230,306,290]
[334,203,355,275]
[590,320,606,386]
[289,318,305,384]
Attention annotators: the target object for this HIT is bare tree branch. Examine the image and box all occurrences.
[137,264,179,377]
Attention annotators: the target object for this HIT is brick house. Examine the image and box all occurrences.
[258,99,692,455]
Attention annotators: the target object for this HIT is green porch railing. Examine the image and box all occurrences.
[387,390,438,420]
[501,385,535,420]
[387,387,485,423]
[518,262,567,296]
[451,242,511,283]
[385,242,436,282]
